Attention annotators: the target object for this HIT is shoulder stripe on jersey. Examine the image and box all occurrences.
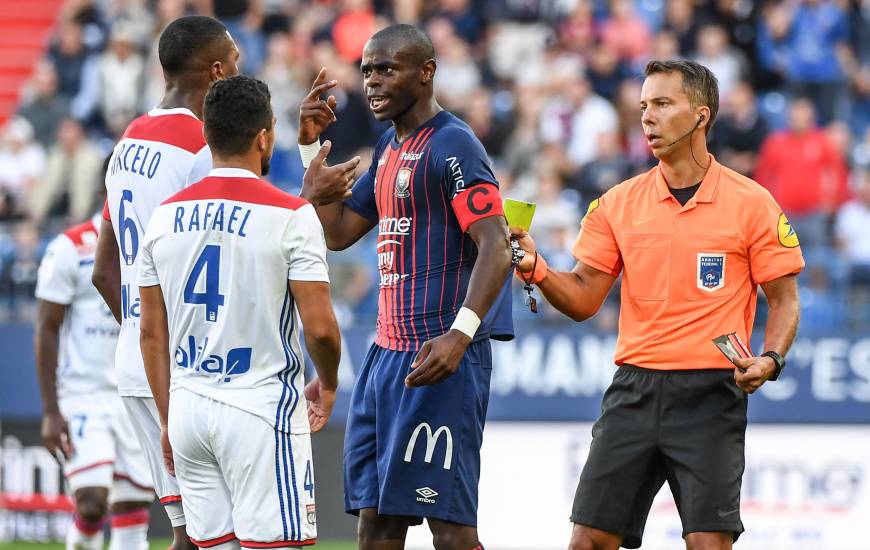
[162,177,308,210]
[63,219,98,247]
[121,113,205,154]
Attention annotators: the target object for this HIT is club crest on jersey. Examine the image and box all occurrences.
[395,168,412,198]
[697,253,725,292]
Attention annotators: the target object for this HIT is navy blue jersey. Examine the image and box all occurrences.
[346,111,513,352]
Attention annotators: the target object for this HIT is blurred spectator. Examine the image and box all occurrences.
[460,88,513,159]
[798,264,847,332]
[586,42,633,101]
[540,74,618,170]
[570,131,632,209]
[651,29,681,61]
[97,21,145,137]
[755,98,849,248]
[16,61,69,148]
[433,0,486,45]
[0,119,46,221]
[614,79,654,170]
[600,0,652,69]
[557,0,596,55]
[663,0,702,55]
[429,18,481,110]
[692,24,747,99]
[204,0,267,74]
[502,85,545,184]
[757,0,850,125]
[28,119,103,226]
[709,80,768,176]
[330,0,377,63]
[46,18,100,123]
[835,170,870,289]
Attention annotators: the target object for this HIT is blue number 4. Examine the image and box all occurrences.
[183,245,225,322]
[304,460,314,498]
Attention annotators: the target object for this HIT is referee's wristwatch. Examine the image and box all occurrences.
[761,351,786,381]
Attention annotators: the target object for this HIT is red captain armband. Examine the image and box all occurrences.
[102,199,111,221]
[451,183,504,232]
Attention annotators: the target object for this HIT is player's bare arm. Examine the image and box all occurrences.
[734,274,800,393]
[34,299,73,461]
[297,69,373,249]
[92,219,122,323]
[406,215,512,387]
[138,283,174,475]
[291,279,342,432]
[513,230,616,321]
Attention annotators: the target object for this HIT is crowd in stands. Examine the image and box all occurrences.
[1,0,869,333]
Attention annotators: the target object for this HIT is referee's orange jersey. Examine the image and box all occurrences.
[574,156,805,371]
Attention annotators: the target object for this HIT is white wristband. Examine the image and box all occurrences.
[299,139,321,168]
[450,307,481,339]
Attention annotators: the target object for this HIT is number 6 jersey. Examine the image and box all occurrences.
[104,108,212,397]
[137,168,329,434]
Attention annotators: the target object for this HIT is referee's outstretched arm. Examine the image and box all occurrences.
[514,231,616,322]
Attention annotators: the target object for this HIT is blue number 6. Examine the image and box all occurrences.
[118,190,138,266]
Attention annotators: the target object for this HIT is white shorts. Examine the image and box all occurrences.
[169,387,317,548]
[121,395,182,506]
[59,391,153,502]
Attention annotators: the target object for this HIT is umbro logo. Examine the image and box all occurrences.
[415,487,438,504]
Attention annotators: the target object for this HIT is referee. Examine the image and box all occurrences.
[514,60,804,550]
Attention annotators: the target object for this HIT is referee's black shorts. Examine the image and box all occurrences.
[571,364,747,549]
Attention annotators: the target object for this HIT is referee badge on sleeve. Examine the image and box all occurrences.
[697,253,725,292]
[777,213,800,248]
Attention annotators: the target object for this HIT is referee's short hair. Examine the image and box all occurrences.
[645,60,719,133]
[204,75,273,157]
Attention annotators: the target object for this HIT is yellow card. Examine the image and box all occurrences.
[504,199,536,232]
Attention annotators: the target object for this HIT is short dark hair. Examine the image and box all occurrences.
[204,76,273,157]
[158,16,229,76]
[369,24,435,65]
[645,60,719,132]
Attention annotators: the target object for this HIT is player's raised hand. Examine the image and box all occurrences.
[510,230,538,274]
[405,330,472,387]
[41,412,72,462]
[733,355,776,393]
[298,67,338,145]
[304,379,336,432]
[300,140,361,206]
[160,425,175,476]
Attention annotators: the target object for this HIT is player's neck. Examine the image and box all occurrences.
[212,156,262,178]
[159,85,206,120]
[659,144,710,189]
[392,98,441,143]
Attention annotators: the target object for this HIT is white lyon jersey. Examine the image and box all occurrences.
[105,107,212,396]
[137,168,330,434]
[35,215,119,397]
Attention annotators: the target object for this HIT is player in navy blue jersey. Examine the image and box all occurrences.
[298,24,513,550]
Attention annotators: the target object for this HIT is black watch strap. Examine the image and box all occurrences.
[761,351,785,381]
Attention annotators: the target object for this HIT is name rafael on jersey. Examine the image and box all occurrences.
[172,202,252,237]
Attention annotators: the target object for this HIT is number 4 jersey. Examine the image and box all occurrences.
[137,168,330,434]
[104,107,212,397]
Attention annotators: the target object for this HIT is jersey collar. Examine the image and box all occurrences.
[147,107,200,120]
[208,167,259,179]
[654,154,722,205]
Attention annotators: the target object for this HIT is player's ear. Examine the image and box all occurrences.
[211,60,225,82]
[256,128,267,152]
[420,59,436,85]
